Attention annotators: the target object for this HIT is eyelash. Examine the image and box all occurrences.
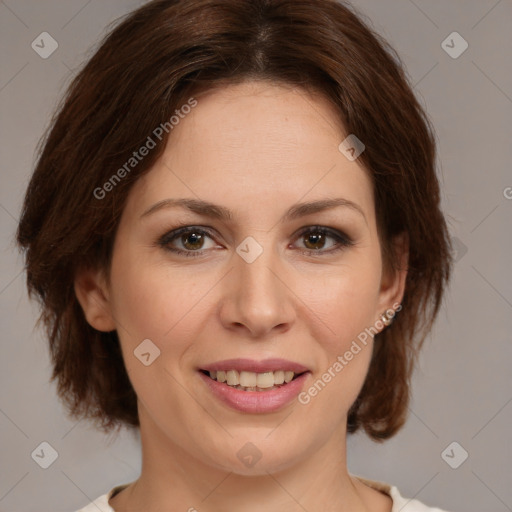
[157,225,354,258]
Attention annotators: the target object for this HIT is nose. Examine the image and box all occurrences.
[218,241,295,338]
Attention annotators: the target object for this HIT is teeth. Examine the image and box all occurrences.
[256,372,274,388]
[226,370,239,386]
[239,371,257,387]
[206,369,302,389]
[274,370,285,385]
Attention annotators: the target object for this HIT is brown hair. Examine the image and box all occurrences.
[16,0,452,440]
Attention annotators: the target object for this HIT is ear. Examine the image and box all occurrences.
[376,232,409,315]
[74,266,116,332]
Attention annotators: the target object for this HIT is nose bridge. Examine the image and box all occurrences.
[238,241,281,298]
[220,234,294,335]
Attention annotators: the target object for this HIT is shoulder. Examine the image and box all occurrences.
[77,478,452,512]
[389,485,452,512]
[353,475,453,512]
[74,493,112,512]
[74,482,131,512]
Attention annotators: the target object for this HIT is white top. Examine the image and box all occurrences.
[75,476,451,511]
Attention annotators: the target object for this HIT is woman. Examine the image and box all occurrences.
[16,0,453,510]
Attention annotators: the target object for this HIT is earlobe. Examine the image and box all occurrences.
[74,267,116,332]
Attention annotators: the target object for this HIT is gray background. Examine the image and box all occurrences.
[1,1,511,511]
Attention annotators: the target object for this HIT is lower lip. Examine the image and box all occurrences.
[198,371,310,413]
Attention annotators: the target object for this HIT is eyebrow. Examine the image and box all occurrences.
[140,197,367,224]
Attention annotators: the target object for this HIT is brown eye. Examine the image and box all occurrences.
[158,225,353,259]
[294,226,354,255]
[181,231,206,250]
[158,226,218,258]
[303,231,328,250]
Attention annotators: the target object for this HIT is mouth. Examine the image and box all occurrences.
[199,368,308,392]
[197,358,311,412]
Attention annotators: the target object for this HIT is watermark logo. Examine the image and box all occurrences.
[441,32,468,59]
[441,441,469,469]
[236,441,262,468]
[338,134,365,161]
[134,338,161,366]
[31,441,59,469]
[236,236,264,264]
[31,32,58,59]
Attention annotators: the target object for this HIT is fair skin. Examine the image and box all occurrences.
[75,80,407,512]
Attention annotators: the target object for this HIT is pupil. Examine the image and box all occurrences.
[183,232,203,250]
[305,232,324,250]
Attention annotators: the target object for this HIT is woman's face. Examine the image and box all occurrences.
[81,80,405,474]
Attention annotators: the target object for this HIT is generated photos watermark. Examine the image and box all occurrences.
[93,97,198,200]
[298,302,402,405]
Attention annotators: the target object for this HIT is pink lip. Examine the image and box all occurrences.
[198,370,310,413]
[200,358,310,373]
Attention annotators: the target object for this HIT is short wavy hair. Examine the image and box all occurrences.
[16,0,452,441]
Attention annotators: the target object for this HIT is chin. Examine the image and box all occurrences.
[203,434,307,476]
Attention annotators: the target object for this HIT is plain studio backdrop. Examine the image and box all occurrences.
[0,1,511,511]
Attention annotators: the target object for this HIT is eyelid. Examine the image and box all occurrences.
[294,225,354,246]
[156,224,354,257]
[157,225,220,250]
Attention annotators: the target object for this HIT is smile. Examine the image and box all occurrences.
[201,369,305,392]
[198,369,310,413]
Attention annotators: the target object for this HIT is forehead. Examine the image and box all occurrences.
[124,80,375,225]
[174,80,347,162]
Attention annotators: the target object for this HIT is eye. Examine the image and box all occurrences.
[157,226,219,258]
[292,226,354,255]
[157,225,354,258]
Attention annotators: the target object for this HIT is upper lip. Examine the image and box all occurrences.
[200,358,310,374]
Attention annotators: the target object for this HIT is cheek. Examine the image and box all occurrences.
[107,250,227,393]
[107,250,208,409]
[299,256,382,348]
[294,265,381,430]
[109,249,210,342]
[293,255,381,404]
